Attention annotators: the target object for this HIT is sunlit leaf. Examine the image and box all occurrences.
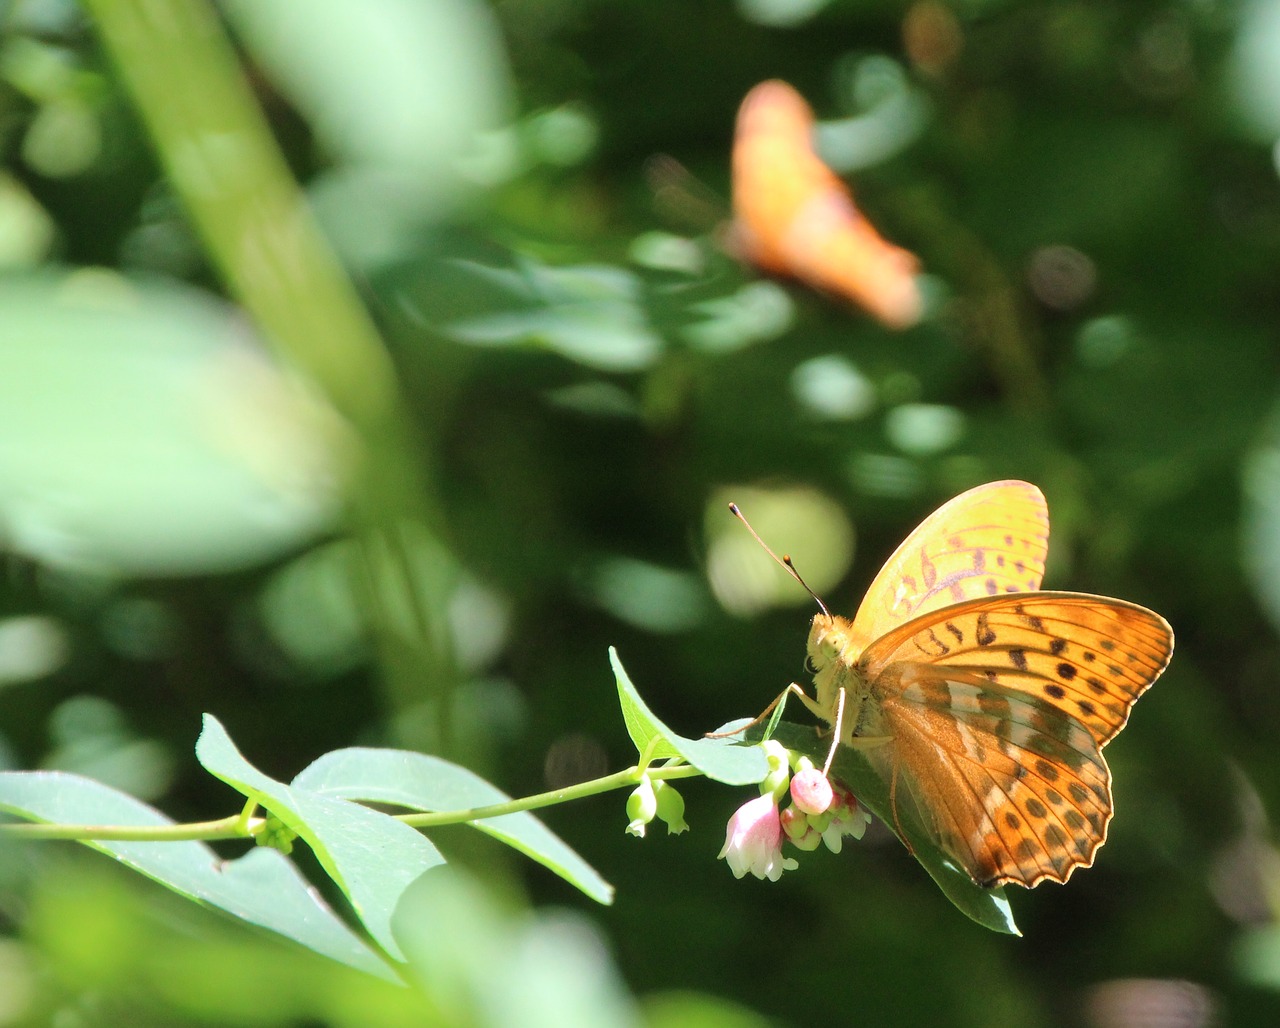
[0,770,396,980]
[446,260,663,371]
[195,715,443,961]
[610,648,768,786]
[294,747,613,905]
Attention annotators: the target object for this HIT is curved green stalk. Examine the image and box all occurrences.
[0,763,703,843]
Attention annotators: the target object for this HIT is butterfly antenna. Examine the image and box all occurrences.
[728,503,831,618]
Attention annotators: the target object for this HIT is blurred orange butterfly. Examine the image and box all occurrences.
[761,481,1173,887]
[731,79,923,330]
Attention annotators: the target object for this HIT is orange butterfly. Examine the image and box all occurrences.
[730,79,923,330]
[769,481,1173,887]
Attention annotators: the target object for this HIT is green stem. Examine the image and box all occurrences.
[0,814,261,842]
[398,762,702,829]
[82,0,461,744]
[0,763,703,842]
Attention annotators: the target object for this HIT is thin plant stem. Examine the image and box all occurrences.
[0,762,703,843]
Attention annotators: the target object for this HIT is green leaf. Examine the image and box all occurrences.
[0,274,345,575]
[0,770,396,980]
[195,714,443,961]
[610,648,768,786]
[763,722,1021,936]
[394,868,642,1028]
[293,748,614,905]
[446,261,664,372]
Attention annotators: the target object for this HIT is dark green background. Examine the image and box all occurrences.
[1,0,1279,1024]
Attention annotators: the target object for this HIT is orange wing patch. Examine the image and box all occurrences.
[730,79,923,330]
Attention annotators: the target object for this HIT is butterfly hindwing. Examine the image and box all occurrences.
[873,664,1114,886]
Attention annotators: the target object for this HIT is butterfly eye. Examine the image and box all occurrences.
[804,655,820,675]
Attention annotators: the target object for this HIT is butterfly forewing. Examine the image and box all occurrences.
[849,481,1050,651]
[862,593,1173,747]
[860,592,1173,887]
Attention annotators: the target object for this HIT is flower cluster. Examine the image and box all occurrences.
[621,741,870,881]
[718,744,870,881]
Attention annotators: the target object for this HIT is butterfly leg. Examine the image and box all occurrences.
[703,683,814,739]
[820,687,846,776]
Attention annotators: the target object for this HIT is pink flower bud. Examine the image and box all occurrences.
[790,768,834,815]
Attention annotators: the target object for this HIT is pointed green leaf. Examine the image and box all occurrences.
[0,770,396,980]
[763,722,1020,936]
[195,714,443,961]
[610,648,768,786]
[294,748,613,905]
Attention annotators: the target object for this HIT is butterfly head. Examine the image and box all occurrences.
[804,613,863,677]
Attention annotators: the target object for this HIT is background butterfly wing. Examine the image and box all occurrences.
[862,592,1173,887]
[775,195,921,330]
[731,80,836,275]
[849,481,1050,651]
[730,79,921,329]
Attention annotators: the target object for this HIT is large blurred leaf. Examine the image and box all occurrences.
[0,273,347,575]
[294,747,614,904]
[394,867,642,1028]
[1228,0,1280,142]
[195,715,443,962]
[0,770,396,980]
[225,0,513,264]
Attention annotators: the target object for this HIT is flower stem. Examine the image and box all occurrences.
[0,763,704,842]
[397,762,702,829]
[0,814,261,842]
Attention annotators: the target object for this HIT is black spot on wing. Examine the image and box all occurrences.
[976,613,996,646]
[1034,759,1059,782]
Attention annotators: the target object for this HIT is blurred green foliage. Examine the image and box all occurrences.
[1,0,1280,1024]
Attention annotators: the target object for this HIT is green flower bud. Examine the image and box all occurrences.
[781,805,821,851]
[653,781,688,835]
[256,814,295,855]
[759,740,792,801]
[625,775,658,837]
